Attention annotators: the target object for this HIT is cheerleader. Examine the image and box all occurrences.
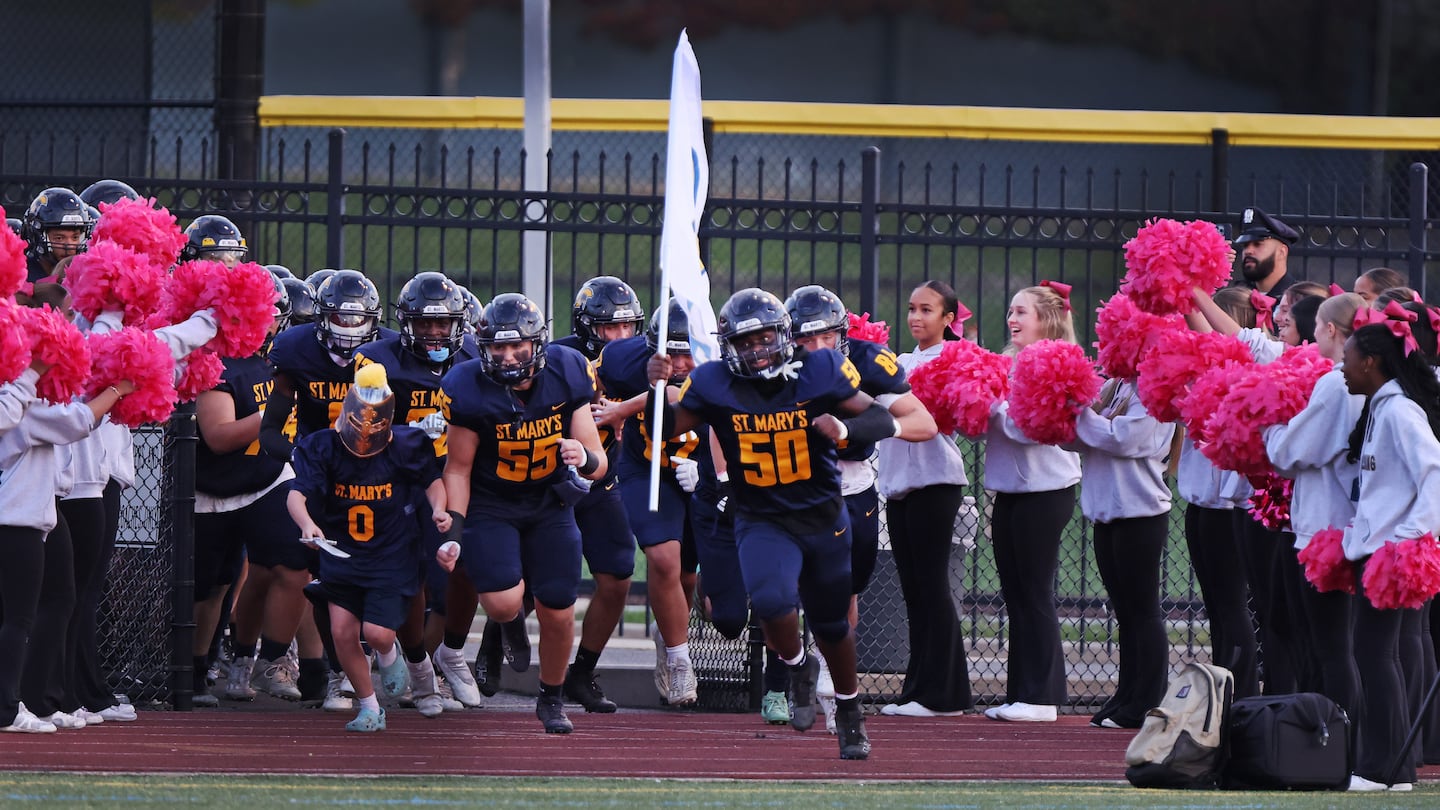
[1338,307,1440,791]
[1263,293,1365,721]
[982,282,1080,723]
[1074,369,1176,729]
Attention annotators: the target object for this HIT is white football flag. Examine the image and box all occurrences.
[652,29,718,510]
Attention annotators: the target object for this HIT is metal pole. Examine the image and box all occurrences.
[1210,128,1230,216]
[1409,162,1428,300]
[326,128,346,270]
[168,403,198,710]
[859,147,880,324]
[215,0,264,223]
[522,0,552,315]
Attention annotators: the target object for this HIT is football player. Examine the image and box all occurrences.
[21,187,92,282]
[179,215,249,269]
[646,288,938,760]
[354,271,478,716]
[289,364,450,733]
[435,293,608,734]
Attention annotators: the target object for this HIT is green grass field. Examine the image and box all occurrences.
[0,773,1429,809]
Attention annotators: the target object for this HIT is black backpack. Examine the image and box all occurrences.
[1221,693,1351,790]
[1124,663,1235,789]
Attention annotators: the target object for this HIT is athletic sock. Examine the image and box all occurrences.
[539,681,562,698]
[358,694,380,713]
[782,649,806,668]
[572,645,601,675]
[375,644,398,668]
[258,637,290,663]
[665,642,690,666]
[443,630,469,651]
[402,642,428,664]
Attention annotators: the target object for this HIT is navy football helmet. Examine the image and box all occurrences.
[396,271,467,364]
[281,277,316,327]
[79,179,140,210]
[476,293,548,387]
[305,268,338,297]
[717,288,794,379]
[785,285,850,355]
[572,276,644,355]
[179,215,248,266]
[265,264,295,280]
[314,269,382,359]
[22,187,92,263]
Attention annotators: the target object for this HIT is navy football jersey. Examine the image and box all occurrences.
[197,354,290,497]
[837,339,910,461]
[553,333,622,485]
[290,425,440,592]
[269,325,398,438]
[439,343,596,499]
[355,334,478,457]
[679,347,861,522]
[597,334,704,474]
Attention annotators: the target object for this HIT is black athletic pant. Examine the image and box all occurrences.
[21,504,76,716]
[1234,511,1299,694]
[1185,504,1259,698]
[1092,513,1168,728]
[886,483,971,712]
[60,496,113,711]
[991,487,1073,706]
[0,526,46,727]
[1353,558,1415,785]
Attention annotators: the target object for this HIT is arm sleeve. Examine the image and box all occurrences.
[1395,409,1440,541]
[152,310,219,361]
[0,369,40,434]
[1074,403,1175,459]
[1263,374,1355,476]
[22,401,98,445]
[259,388,297,462]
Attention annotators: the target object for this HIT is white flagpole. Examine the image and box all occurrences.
[651,30,715,511]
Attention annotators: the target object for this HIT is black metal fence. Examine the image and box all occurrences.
[15,125,1435,712]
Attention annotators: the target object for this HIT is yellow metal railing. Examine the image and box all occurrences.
[258,95,1440,151]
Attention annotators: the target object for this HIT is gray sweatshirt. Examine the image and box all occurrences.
[0,400,98,532]
[875,343,970,500]
[1073,378,1176,524]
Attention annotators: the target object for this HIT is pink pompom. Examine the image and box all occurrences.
[64,240,167,325]
[85,327,176,427]
[0,206,26,298]
[1246,473,1293,531]
[1007,340,1102,445]
[1298,528,1355,594]
[846,312,890,346]
[1121,218,1233,315]
[1136,330,1253,423]
[175,349,224,403]
[1362,535,1440,610]
[166,260,277,357]
[0,298,31,385]
[24,305,92,403]
[1094,293,1184,380]
[1202,344,1333,475]
[908,340,1012,438]
[1179,365,1240,446]
[91,198,187,269]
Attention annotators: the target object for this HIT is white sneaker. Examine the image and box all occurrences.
[192,690,219,707]
[322,672,354,712]
[983,703,1012,720]
[253,656,302,700]
[98,704,137,722]
[408,658,443,718]
[992,702,1057,722]
[667,656,698,706]
[1390,783,1414,792]
[225,656,257,701]
[39,710,87,730]
[815,653,834,699]
[820,695,837,734]
[1349,774,1389,792]
[435,674,466,712]
[4,703,57,733]
[651,622,670,699]
[434,645,482,707]
[878,701,964,717]
[72,708,104,726]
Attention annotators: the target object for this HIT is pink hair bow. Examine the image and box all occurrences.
[1427,306,1440,338]
[1328,283,1346,297]
[1380,300,1420,356]
[1250,290,1274,330]
[1041,280,1073,312]
[948,300,973,338]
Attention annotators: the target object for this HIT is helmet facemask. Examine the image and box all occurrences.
[721,325,794,379]
[480,334,546,387]
[320,312,379,359]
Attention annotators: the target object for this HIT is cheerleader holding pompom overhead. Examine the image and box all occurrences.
[1336,305,1440,791]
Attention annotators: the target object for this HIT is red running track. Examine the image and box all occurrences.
[0,711,1133,781]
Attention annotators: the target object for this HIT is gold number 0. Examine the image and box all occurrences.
[737,428,811,487]
[348,504,375,542]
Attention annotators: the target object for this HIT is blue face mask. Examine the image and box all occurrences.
[427,347,451,363]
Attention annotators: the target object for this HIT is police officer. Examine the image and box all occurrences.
[1235,207,1301,301]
